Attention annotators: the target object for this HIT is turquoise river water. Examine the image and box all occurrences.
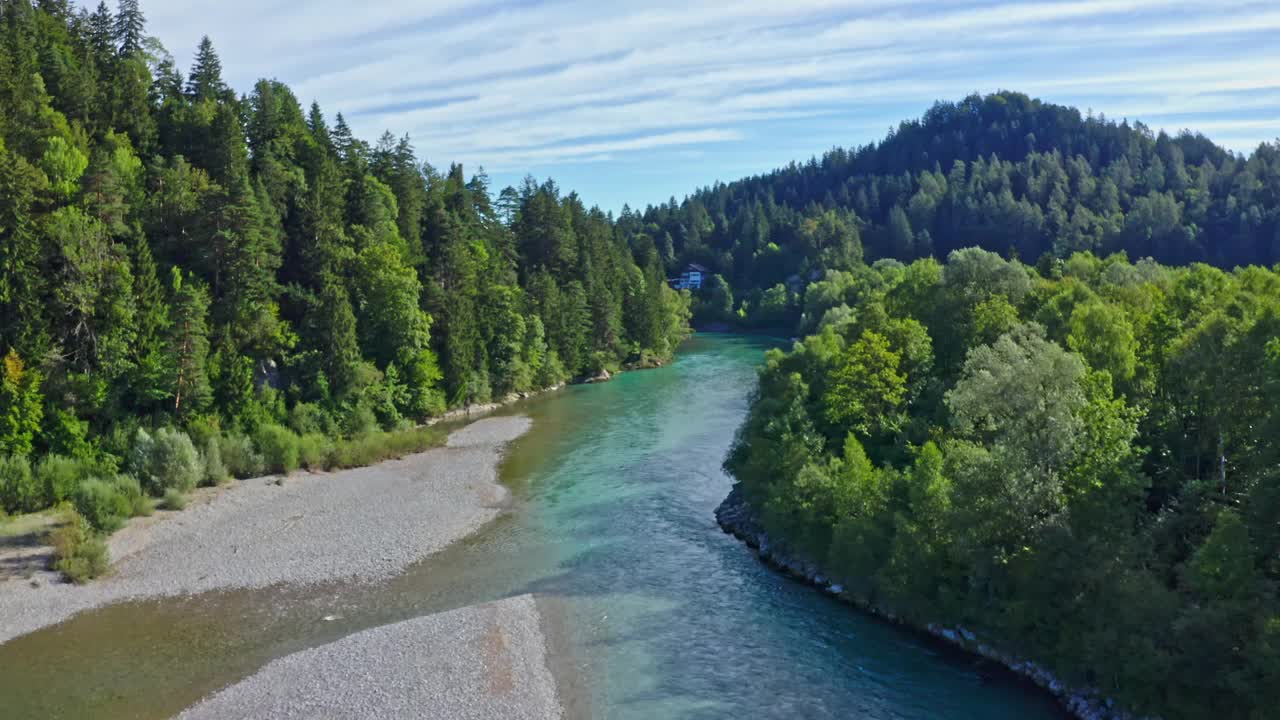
[0,334,1065,719]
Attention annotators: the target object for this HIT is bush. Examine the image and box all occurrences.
[72,478,130,532]
[185,414,222,451]
[201,436,228,486]
[288,402,335,436]
[297,432,332,471]
[342,403,379,438]
[161,488,187,511]
[254,424,300,475]
[36,455,88,506]
[129,428,202,495]
[51,512,109,584]
[112,474,151,517]
[0,455,39,514]
[327,426,446,470]
[221,433,265,479]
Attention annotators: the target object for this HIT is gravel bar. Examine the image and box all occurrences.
[177,594,563,720]
[0,416,532,645]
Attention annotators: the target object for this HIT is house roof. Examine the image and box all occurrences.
[687,263,709,273]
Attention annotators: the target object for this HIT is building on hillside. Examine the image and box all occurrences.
[669,263,708,291]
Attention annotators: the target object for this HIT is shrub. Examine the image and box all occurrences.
[297,433,332,471]
[36,455,86,506]
[201,436,228,486]
[129,428,202,495]
[254,424,300,475]
[185,414,222,451]
[342,403,379,438]
[112,474,151,517]
[72,478,130,532]
[221,433,265,479]
[0,455,39,514]
[161,488,187,511]
[288,402,335,436]
[327,426,446,470]
[51,512,109,584]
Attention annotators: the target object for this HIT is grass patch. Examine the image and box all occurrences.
[325,426,448,470]
[0,507,66,542]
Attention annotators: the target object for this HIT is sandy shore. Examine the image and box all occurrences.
[0,416,532,645]
[178,594,562,720]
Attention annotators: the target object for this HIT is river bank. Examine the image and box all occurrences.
[0,415,532,645]
[715,483,1142,720]
[178,593,563,720]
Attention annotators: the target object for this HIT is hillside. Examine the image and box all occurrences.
[622,92,1280,327]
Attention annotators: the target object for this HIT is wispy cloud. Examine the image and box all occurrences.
[96,1,1280,208]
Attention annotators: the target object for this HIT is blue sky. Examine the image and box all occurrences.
[112,1,1280,213]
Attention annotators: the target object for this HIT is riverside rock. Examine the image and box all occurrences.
[715,483,1151,720]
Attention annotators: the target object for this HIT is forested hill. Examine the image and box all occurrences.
[0,0,690,483]
[628,92,1280,326]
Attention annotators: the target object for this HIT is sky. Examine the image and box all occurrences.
[91,0,1280,213]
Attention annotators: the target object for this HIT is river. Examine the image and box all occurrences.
[0,334,1064,719]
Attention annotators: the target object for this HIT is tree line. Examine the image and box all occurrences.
[0,0,689,532]
[725,249,1280,719]
[617,91,1280,328]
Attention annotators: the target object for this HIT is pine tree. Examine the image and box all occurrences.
[0,141,47,359]
[125,233,171,413]
[185,35,225,101]
[306,101,331,148]
[87,2,114,59]
[168,268,211,417]
[113,0,144,56]
[313,278,360,397]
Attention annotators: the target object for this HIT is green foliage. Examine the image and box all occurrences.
[161,487,187,511]
[287,402,335,436]
[0,351,43,457]
[326,426,446,470]
[824,330,906,439]
[51,512,109,584]
[0,454,38,514]
[113,474,151,518]
[200,436,227,486]
[35,455,90,506]
[253,424,299,475]
[72,478,130,532]
[728,251,1280,720]
[220,433,264,479]
[297,432,331,470]
[39,136,87,199]
[128,427,201,495]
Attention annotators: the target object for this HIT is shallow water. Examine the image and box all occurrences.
[0,334,1065,719]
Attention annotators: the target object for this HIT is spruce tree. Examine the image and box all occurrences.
[168,268,211,417]
[113,0,144,56]
[186,35,225,101]
[87,2,114,60]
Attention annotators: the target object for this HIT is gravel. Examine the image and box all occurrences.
[0,416,532,645]
[177,594,563,720]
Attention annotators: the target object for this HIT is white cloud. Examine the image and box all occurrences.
[79,1,1280,194]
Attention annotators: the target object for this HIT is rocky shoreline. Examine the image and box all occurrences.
[0,416,532,645]
[715,483,1147,720]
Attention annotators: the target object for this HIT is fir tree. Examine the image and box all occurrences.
[185,35,224,101]
[113,0,144,56]
[168,268,211,417]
